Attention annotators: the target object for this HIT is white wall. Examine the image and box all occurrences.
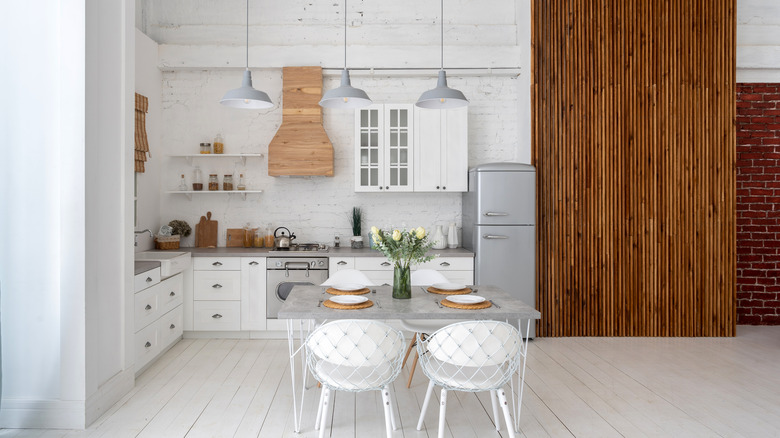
[0,0,87,429]
[738,0,780,81]
[156,70,522,246]
[135,30,163,251]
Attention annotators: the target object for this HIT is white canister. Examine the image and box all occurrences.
[447,223,458,248]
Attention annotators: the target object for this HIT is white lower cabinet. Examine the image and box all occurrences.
[194,301,241,331]
[134,270,183,372]
[240,257,267,331]
[192,257,242,331]
[354,256,474,286]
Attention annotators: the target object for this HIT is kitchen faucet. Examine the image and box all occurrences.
[134,229,153,246]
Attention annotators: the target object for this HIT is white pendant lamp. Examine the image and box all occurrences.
[220,0,273,109]
[416,0,469,109]
[319,0,372,109]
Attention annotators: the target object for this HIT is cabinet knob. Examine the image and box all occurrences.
[145,341,152,348]
[440,262,451,267]
[442,186,446,190]
[212,283,223,289]
[337,261,347,265]
[169,291,176,297]
[249,261,259,266]
[212,313,223,319]
[379,186,383,190]
[381,261,391,266]
[212,261,223,266]
[145,304,152,310]
[170,324,176,329]
[436,186,440,189]
[146,277,153,283]
[385,186,389,190]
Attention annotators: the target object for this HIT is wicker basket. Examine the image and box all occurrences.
[155,235,180,250]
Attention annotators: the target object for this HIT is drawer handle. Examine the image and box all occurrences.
[484,212,509,217]
[483,234,509,239]
[145,304,152,310]
[249,261,259,266]
[170,324,176,329]
[146,277,153,283]
[212,313,223,319]
[381,261,391,266]
[212,261,223,266]
[145,341,152,348]
[170,291,176,297]
[337,261,347,265]
[212,283,223,289]
[440,262,450,267]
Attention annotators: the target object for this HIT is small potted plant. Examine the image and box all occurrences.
[156,220,191,249]
[349,207,363,248]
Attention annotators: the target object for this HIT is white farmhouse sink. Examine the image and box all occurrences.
[135,251,191,277]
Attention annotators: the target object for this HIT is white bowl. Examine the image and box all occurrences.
[446,295,486,305]
[330,295,369,305]
[332,283,365,291]
[433,282,467,291]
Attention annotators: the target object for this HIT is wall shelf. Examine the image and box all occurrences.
[168,153,264,166]
[164,190,263,201]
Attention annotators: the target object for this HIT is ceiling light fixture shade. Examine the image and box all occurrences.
[220,69,274,109]
[416,0,468,109]
[220,0,273,110]
[319,69,372,108]
[415,70,468,109]
[319,0,372,109]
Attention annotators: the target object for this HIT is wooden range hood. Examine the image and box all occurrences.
[268,66,334,177]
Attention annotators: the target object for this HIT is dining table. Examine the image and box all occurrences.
[277,284,541,433]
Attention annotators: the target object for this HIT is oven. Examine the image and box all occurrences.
[266,257,329,319]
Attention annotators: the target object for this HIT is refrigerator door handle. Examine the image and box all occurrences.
[484,211,509,216]
[483,234,510,239]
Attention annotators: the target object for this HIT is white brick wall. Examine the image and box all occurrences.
[158,69,522,246]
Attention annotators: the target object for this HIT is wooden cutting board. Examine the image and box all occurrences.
[196,211,218,248]
[225,228,245,247]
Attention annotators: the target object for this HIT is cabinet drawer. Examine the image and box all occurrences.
[417,257,473,271]
[193,257,241,271]
[159,273,184,314]
[134,268,161,293]
[159,306,183,347]
[439,270,474,285]
[194,301,241,331]
[134,283,161,331]
[355,257,394,271]
[135,322,159,370]
[329,257,355,271]
[194,271,241,300]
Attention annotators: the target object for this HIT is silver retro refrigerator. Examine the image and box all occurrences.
[462,163,537,337]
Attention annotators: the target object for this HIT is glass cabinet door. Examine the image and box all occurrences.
[383,104,414,191]
[355,106,383,191]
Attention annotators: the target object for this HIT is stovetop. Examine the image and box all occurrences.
[269,243,329,253]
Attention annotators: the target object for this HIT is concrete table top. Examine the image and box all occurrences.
[278,285,541,321]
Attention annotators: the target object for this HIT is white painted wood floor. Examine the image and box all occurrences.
[3,325,780,438]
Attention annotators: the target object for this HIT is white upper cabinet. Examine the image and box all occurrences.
[355,104,467,193]
[414,106,468,192]
[355,104,414,192]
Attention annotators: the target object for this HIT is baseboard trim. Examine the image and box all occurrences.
[0,399,84,429]
[85,368,135,426]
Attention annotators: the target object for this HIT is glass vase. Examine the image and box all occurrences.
[392,264,412,299]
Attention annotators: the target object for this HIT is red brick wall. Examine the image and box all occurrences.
[737,83,780,325]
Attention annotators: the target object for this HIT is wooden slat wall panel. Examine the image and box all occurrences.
[532,0,736,336]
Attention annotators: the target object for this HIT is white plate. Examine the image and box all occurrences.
[332,283,365,291]
[433,282,467,291]
[446,295,486,305]
[330,295,369,305]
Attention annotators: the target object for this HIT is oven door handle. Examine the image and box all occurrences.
[284,261,311,277]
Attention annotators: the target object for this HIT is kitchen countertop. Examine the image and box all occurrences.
[180,246,474,257]
[134,260,161,275]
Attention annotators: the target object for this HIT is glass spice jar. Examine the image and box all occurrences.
[237,173,246,191]
[253,227,264,247]
[208,174,219,191]
[192,166,203,191]
[223,174,234,191]
[213,133,224,154]
[200,142,211,154]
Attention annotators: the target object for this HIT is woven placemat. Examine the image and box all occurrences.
[326,287,370,295]
[440,298,492,310]
[323,299,374,310]
[427,286,472,295]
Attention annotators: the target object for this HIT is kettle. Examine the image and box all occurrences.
[274,227,296,250]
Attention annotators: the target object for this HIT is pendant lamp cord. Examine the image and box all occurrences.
[344,0,348,70]
[245,0,249,69]
[440,0,444,70]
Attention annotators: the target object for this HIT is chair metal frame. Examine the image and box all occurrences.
[415,320,523,438]
[305,319,405,438]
